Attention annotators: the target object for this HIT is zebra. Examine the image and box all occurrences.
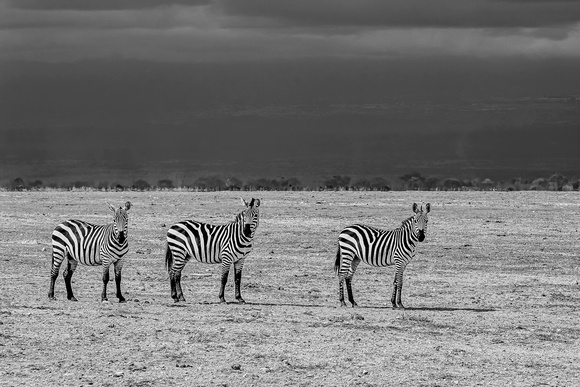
[48,202,132,303]
[165,198,261,303]
[335,202,430,309]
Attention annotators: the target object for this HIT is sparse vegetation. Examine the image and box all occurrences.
[2,173,578,191]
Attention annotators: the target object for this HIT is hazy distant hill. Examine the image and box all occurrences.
[1,58,579,186]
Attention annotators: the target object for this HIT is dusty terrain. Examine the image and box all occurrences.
[1,190,579,386]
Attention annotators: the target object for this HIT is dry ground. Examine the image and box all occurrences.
[0,190,579,386]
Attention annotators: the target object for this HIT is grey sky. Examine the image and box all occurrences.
[1,0,579,62]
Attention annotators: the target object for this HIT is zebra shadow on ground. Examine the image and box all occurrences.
[395,306,495,313]
[169,301,495,313]
[168,301,330,308]
[322,304,496,313]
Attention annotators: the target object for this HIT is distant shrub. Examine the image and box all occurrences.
[133,179,151,191]
[157,179,174,189]
[29,180,43,189]
[548,173,568,191]
[323,175,351,190]
[530,178,549,191]
[194,176,226,191]
[96,181,110,190]
[225,177,243,191]
[442,178,462,191]
[399,172,425,190]
[9,177,26,191]
[353,177,391,191]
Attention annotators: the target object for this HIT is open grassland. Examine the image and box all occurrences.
[1,190,579,386]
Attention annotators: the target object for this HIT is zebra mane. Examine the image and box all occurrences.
[232,211,244,223]
[399,216,415,229]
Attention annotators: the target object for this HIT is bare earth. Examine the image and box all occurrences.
[1,190,579,386]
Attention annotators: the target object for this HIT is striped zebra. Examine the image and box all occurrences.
[165,198,260,303]
[48,202,132,303]
[335,202,430,309]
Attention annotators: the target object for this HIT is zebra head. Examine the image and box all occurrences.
[412,202,430,242]
[240,198,261,238]
[108,201,131,244]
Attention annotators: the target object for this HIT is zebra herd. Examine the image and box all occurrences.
[48,198,431,309]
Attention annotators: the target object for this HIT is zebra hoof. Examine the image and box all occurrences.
[351,303,358,308]
[119,299,126,304]
[236,298,246,304]
[340,302,347,307]
[68,296,78,302]
[48,296,57,301]
[101,299,110,304]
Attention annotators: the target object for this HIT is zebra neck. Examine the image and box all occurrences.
[233,218,253,243]
[401,218,419,243]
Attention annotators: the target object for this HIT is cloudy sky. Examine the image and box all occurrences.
[1,0,580,185]
[2,0,580,63]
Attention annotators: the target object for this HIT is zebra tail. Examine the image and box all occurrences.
[334,245,341,276]
[165,243,173,274]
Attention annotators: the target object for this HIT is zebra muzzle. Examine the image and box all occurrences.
[418,231,425,242]
[243,224,252,238]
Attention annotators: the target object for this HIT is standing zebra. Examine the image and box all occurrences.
[48,202,132,303]
[165,198,260,303]
[335,202,430,309]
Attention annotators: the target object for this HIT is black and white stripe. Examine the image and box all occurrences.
[335,202,430,309]
[48,202,131,302]
[165,198,261,303]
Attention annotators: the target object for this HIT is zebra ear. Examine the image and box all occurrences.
[108,202,116,212]
[241,198,249,207]
[425,203,431,213]
[124,201,132,211]
[412,203,419,213]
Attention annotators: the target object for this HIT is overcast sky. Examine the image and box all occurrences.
[1,0,580,183]
[2,0,580,63]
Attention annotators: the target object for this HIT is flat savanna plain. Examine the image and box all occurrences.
[0,191,579,386]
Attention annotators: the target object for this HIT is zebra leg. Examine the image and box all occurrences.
[345,277,358,307]
[101,264,111,302]
[63,259,78,301]
[336,251,354,307]
[338,276,347,307]
[392,269,405,309]
[168,250,187,302]
[395,278,405,309]
[391,278,398,308]
[234,269,245,304]
[233,259,246,304]
[48,249,66,300]
[113,260,126,303]
[169,269,178,301]
[175,271,186,302]
[219,260,232,303]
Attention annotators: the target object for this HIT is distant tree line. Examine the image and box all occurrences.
[396,172,579,192]
[3,172,579,192]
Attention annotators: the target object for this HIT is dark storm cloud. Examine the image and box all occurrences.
[216,0,580,29]
[7,0,210,11]
[0,0,579,62]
